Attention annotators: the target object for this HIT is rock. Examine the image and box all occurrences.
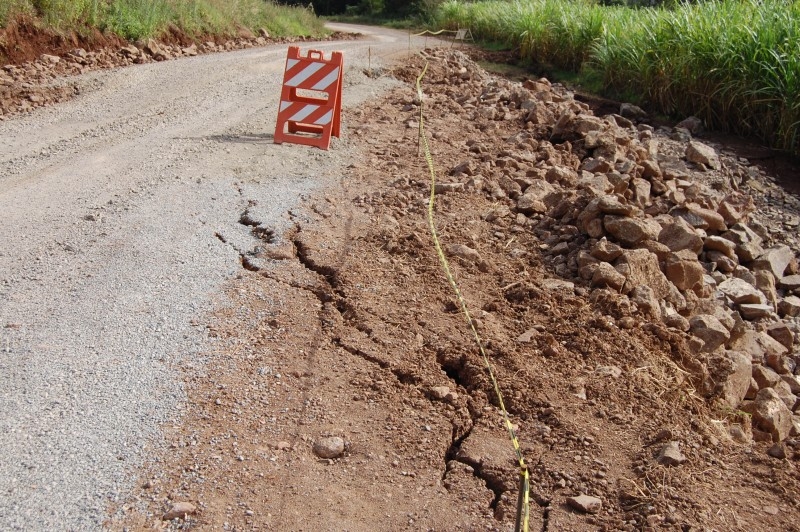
[448,244,482,263]
[777,295,800,317]
[689,314,730,352]
[430,386,452,400]
[597,195,636,216]
[766,354,794,375]
[686,141,720,170]
[665,250,705,291]
[604,215,661,246]
[630,285,661,319]
[434,182,465,194]
[717,277,765,305]
[517,181,555,214]
[663,313,690,331]
[614,249,672,298]
[595,365,623,378]
[545,166,579,186]
[676,116,704,134]
[620,103,647,120]
[630,177,652,208]
[752,245,794,279]
[41,53,60,64]
[730,330,788,363]
[767,442,787,459]
[781,374,800,394]
[767,323,794,350]
[729,424,751,443]
[656,441,687,466]
[739,304,774,320]
[752,388,793,441]
[567,494,603,514]
[704,235,737,258]
[592,262,626,291]
[591,238,624,262]
[163,502,197,521]
[516,328,537,343]
[635,241,669,263]
[658,217,703,254]
[779,274,800,291]
[754,270,778,310]
[722,224,764,262]
[773,380,797,410]
[752,365,782,390]
[716,351,752,408]
[707,250,737,273]
[686,204,727,232]
[313,436,345,459]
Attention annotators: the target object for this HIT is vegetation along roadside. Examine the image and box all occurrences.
[0,0,327,62]
[433,0,800,157]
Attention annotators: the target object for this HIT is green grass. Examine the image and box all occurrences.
[1,0,327,41]
[433,0,800,155]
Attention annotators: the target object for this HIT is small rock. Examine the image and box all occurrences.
[767,442,787,459]
[676,116,704,134]
[777,295,800,317]
[779,274,800,291]
[656,441,687,466]
[430,386,451,400]
[752,388,793,441]
[595,365,622,378]
[448,243,482,263]
[567,494,603,514]
[162,502,197,521]
[689,314,730,352]
[604,215,661,246]
[739,304,774,320]
[766,323,794,350]
[659,217,703,254]
[686,141,720,170]
[591,262,625,291]
[313,436,345,459]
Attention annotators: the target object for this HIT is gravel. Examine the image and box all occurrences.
[0,24,422,530]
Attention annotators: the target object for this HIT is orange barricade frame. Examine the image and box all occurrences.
[274,46,343,150]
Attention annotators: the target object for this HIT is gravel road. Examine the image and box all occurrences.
[0,24,427,530]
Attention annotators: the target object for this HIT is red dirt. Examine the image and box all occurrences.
[108,51,799,531]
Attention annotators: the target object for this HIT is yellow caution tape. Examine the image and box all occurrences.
[415,62,530,532]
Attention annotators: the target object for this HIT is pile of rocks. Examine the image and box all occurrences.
[409,49,800,445]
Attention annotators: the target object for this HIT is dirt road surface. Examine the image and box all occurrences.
[0,24,430,531]
[2,22,799,532]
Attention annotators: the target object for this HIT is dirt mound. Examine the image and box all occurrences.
[111,49,799,530]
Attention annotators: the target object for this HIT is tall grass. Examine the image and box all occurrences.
[434,0,800,155]
[1,0,327,41]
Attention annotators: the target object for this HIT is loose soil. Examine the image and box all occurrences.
[109,52,799,531]
[3,18,797,531]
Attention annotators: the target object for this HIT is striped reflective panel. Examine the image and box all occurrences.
[285,62,325,87]
[279,101,333,126]
[311,67,340,91]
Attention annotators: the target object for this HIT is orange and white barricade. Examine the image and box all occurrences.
[274,46,343,150]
